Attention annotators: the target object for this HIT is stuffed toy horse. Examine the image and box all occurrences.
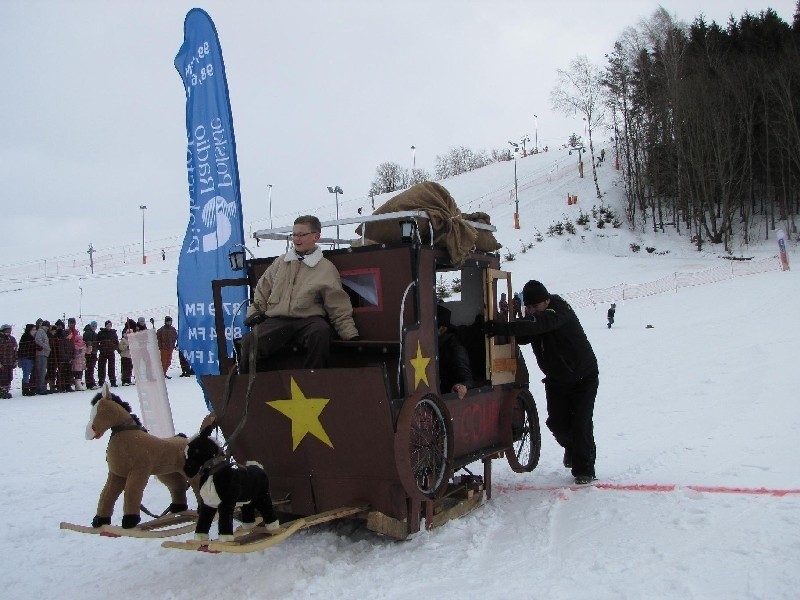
[183,425,279,541]
[86,388,190,528]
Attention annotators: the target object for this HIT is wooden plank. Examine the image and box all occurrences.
[159,522,266,551]
[60,522,102,535]
[61,511,199,538]
[493,358,518,372]
[365,511,409,540]
[100,521,196,539]
[429,490,483,529]
[162,506,367,554]
[204,519,306,553]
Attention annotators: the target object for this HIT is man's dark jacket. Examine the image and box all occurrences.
[96,328,119,355]
[438,330,476,392]
[497,294,597,383]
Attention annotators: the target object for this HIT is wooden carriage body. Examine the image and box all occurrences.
[203,223,537,537]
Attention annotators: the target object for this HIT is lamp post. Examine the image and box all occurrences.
[267,184,273,229]
[533,114,538,152]
[411,145,416,170]
[327,186,343,247]
[139,205,147,264]
[508,141,520,229]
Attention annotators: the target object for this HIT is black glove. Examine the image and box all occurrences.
[484,319,509,337]
[349,336,361,341]
[244,313,266,328]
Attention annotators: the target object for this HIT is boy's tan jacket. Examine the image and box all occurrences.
[247,247,358,340]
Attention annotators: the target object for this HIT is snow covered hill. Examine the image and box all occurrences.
[1,146,798,599]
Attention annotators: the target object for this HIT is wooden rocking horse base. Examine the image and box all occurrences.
[60,511,200,538]
[162,506,367,553]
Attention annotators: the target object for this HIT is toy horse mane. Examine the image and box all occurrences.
[184,426,228,479]
[86,389,147,440]
[90,392,143,428]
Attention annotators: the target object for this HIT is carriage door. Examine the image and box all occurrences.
[484,269,516,385]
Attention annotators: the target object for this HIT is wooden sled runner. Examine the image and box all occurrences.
[60,511,199,538]
[162,506,366,553]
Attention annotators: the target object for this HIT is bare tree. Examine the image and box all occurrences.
[369,162,408,196]
[434,146,491,179]
[551,55,606,200]
[408,167,432,187]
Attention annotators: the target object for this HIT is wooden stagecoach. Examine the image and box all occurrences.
[203,211,541,540]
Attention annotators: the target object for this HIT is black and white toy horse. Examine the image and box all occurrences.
[183,425,279,541]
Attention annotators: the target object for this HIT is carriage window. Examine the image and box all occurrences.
[340,268,382,312]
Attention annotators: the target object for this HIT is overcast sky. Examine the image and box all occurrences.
[2,0,795,263]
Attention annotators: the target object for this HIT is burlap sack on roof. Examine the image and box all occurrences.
[463,211,502,254]
[355,182,500,266]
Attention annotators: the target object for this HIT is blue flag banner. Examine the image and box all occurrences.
[174,9,247,377]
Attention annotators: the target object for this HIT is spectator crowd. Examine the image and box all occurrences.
[0,315,193,398]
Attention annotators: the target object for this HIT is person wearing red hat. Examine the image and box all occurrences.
[485,280,599,485]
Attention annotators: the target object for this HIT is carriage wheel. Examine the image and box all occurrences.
[395,394,453,499]
[505,390,541,473]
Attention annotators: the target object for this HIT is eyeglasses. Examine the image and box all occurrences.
[291,231,316,239]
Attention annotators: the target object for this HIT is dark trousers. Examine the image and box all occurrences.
[58,362,74,391]
[97,352,116,386]
[544,372,599,478]
[121,357,133,384]
[178,351,194,376]
[0,364,12,392]
[85,353,98,387]
[239,316,332,374]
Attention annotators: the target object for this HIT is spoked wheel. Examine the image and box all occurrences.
[505,390,541,473]
[395,394,454,499]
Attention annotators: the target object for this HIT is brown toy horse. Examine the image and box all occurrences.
[86,387,190,528]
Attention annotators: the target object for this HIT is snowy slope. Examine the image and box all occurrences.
[1,147,798,599]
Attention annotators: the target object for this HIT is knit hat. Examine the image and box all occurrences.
[54,319,65,328]
[90,321,98,327]
[522,280,550,305]
[104,320,112,326]
[0,324,11,332]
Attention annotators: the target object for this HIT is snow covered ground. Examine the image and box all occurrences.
[1,147,798,599]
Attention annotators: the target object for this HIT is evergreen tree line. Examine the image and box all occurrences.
[605,4,800,250]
